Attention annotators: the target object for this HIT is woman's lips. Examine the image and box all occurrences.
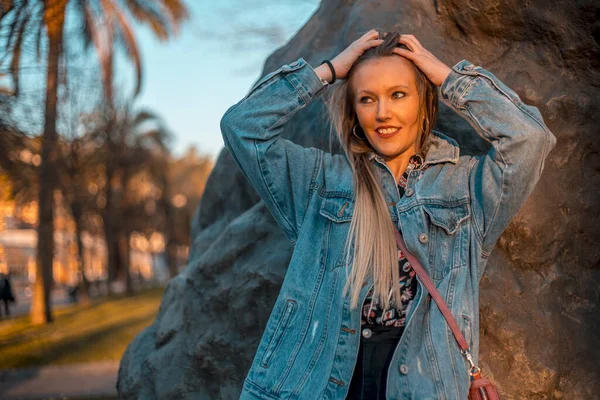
[375,127,401,138]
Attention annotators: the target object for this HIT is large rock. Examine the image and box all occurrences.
[118,0,600,398]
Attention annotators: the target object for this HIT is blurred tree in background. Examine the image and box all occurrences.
[0,0,194,324]
[0,81,213,316]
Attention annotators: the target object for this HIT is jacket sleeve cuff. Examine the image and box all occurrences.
[247,58,328,105]
[440,59,478,107]
[284,58,329,104]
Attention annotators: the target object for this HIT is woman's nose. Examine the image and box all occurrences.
[376,101,392,121]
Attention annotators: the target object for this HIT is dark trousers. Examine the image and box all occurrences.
[346,325,405,400]
[0,298,10,317]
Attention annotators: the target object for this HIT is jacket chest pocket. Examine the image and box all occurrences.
[318,194,355,271]
[421,202,470,281]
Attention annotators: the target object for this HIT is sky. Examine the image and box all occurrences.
[124,1,320,159]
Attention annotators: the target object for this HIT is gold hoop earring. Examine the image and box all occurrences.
[353,124,366,140]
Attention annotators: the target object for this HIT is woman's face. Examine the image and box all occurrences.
[351,56,421,161]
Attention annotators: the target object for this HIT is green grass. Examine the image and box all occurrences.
[0,287,164,369]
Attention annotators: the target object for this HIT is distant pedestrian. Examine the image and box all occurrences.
[0,272,16,318]
[68,284,79,303]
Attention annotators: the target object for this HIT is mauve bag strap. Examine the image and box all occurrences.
[393,228,500,399]
[392,228,469,351]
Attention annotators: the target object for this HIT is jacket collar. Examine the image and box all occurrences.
[367,130,460,167]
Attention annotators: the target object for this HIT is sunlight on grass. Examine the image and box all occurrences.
[0,287,165,369]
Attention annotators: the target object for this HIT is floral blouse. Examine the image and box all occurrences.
[360,153,423,327]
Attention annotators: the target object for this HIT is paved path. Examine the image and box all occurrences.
[0,361,119,399]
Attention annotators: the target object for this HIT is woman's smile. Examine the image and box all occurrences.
[375,126,402,138]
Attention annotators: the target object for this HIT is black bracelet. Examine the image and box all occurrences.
[320,60,336,84]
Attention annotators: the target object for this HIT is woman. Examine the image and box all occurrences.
[221,30,556,400]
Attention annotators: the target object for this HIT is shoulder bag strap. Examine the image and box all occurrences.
[392,228,482,376]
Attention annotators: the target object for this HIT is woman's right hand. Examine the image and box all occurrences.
[315,30,384,82]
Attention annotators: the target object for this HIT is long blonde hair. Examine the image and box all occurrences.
[323,30,438,311]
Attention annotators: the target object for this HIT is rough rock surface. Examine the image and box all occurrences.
[118,1,600,398]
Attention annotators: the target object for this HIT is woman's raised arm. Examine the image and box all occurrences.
[220,59,326,245]
[440,60,557,259]
[394,34,556,260]
[220,31,383,244]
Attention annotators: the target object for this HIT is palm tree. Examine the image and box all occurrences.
[117,107,170,294]
[85,98,171,294]
[59,133,98,305]
[0,0,189,324]
[158,147,214,278]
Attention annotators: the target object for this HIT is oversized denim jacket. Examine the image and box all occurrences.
[220,57,556,400]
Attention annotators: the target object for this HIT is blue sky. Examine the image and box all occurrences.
[127,1,319,159]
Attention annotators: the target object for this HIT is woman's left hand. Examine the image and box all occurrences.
[392,34,452,86]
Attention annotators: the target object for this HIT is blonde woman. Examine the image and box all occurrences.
[221,29,556,400]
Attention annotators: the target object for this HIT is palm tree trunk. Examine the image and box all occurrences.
[32,0,68,325]
[119,230,133,295]
[159,163,178,278]
[164,201,179,278]
[118,167,133,296]
[101,51,121,295]
[167,240,178,278]
[73,207,90,305]
[103,164,118,295]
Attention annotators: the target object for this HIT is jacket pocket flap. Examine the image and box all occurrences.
[319,196,354,223]
[423,203,470,235]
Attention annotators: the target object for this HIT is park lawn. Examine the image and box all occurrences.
[0,287,164,369]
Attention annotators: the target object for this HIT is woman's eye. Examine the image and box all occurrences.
[359,92,405,103]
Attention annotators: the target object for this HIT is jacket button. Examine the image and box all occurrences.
[405,188,414,197]
[419,233,428,243]
[399,364,409,374]
[362,328,372,338]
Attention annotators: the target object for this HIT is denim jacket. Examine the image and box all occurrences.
[220,57,556,400]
